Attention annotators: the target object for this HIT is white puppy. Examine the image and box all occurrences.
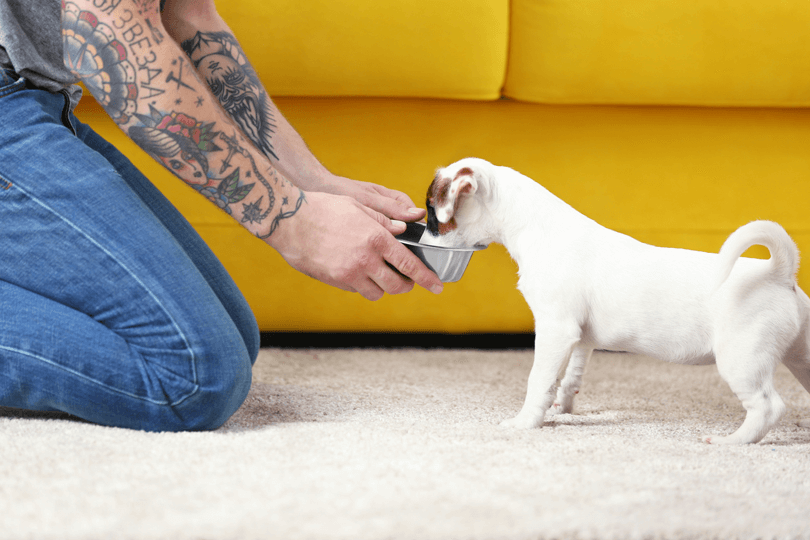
[425,157,810,444]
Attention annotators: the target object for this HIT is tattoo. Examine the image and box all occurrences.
[63,0,177,120]
[134,0,161,11]
[242,197,266,225]
[258,189,307,240]
[62,1,139,124]
[181,31,279,161]
[145,18,165,45]
[166,57,195,91]
[129,105,276,224]
[80,0,122,17]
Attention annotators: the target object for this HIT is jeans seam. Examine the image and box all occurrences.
[0,77,25,98]
[0,344,176,406]
[11,182,200,407]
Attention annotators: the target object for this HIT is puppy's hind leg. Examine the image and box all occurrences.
[783,287,810,428]
[501,320,581,429]
[785,360,810,428]
[783,341,810,429]
[706,346,786,445]
[547,346,593,415]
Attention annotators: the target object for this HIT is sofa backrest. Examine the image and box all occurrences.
[218,0,508,100]
[221,0,810,107]
[504,0,810,107]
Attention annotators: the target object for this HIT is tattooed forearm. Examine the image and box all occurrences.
[128,105,274,222]
[181,31,279,161]
[61,0,303,238]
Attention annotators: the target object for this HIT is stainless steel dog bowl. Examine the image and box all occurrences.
[395,222,486,282]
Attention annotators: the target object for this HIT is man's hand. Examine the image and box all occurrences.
[317,176,427,223]
[270,192,443,301]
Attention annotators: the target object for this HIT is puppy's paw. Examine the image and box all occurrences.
[545,403,563,416]
[547,397,574,416]
[798,418,810,428]
[499,413,544,429]
[702,434,748,445]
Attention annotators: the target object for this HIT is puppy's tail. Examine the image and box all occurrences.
[715,220,799,290]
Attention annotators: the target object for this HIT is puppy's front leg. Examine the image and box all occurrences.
[501,321,581,429]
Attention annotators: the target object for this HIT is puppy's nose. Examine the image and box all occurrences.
[426,202,440,236]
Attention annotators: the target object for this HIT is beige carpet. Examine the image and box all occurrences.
[2,348,810,540]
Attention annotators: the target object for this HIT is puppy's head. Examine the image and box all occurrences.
[425,158,494,247]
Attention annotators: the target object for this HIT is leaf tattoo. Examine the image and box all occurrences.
[220,168,254,204]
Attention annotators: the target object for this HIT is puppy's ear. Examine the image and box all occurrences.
[430,167,477,225]
[451,167,478,203]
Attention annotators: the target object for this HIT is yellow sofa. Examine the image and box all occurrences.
[75,0,810,334]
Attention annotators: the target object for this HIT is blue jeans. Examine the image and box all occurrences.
[0,70,259,431]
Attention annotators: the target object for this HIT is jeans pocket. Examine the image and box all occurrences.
[0,70,27,99]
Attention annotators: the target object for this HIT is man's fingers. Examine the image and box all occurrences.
[381,238,444,295]
[358,204,407,236]
[357,189,425,223]
[355,278,386,301]
[354,206,442,296]
[369,264,416,297]
[373,184,418,209]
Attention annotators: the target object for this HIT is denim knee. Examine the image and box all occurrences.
[186,353,253,431]
[142,339,254,433]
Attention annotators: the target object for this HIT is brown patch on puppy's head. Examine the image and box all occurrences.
[426,166,477,236]
[426,174,451,235]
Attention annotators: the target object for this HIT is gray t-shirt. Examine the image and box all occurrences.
[0,0,82,109]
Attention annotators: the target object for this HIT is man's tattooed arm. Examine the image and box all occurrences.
[61,0,304,239]
[180,31,279,162]
[158,2,335,192]
[61,0,444,299]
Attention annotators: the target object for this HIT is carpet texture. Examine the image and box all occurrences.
[2,348,810,540]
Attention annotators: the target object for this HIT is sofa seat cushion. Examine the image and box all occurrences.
[505,0,810,106]
[217,0,509,100]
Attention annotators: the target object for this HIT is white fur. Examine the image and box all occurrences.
[426,157,810,444]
